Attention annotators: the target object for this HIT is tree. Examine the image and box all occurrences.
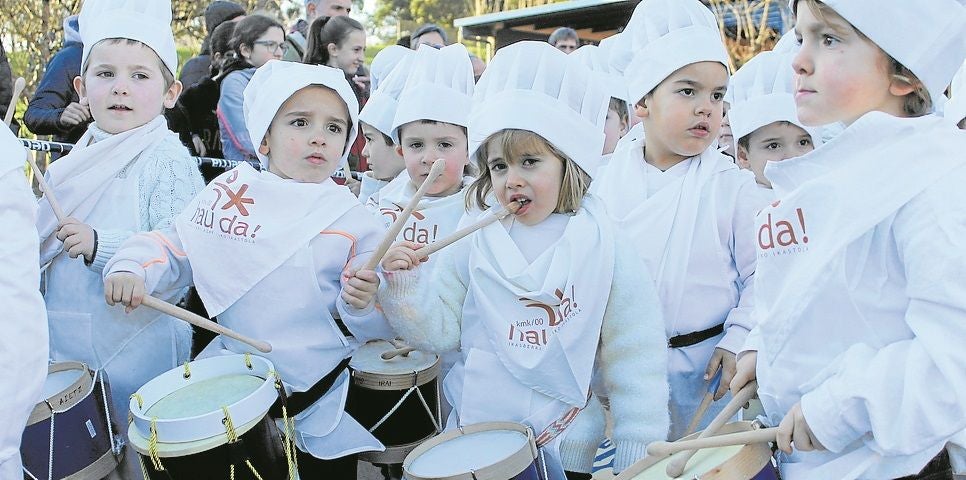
[708,0,789,70]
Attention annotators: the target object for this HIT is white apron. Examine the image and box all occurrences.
[754,112,966,479]
[358,171,389,205]
[377,171,471,247]
[446,197,615,479]
[44,152,191,480]
[178,164,382,458]
[593,138,740,439]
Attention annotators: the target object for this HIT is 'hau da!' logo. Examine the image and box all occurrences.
[507,286,580,348]
[189,170,262,239]
[759,202,809,250]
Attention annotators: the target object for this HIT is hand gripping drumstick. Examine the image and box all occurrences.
[23,157,273,353]
[646,426,778,457]
[361,158,446,271]
[663,380,759,477]
[4,77,25,126]
[412,200,524,260]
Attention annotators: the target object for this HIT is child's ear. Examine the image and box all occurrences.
[634,99,649,120]
[395,145,404,157]
[72,75,86,101]
[163,80,183,109]
[258,136,271,156]
[888,76,917,98]
[736,144,751,169]
[327,42,339,59]
[619,117,629,136]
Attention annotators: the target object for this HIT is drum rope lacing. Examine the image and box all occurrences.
[22,367,110,480]
[270,368,299,480]
[222,406,265,480]
[366,369,442,434]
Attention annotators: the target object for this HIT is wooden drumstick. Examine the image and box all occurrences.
[361,158,446,271]
[665,380,759,477]
[4,77,25,126]
[23,156,273,354]
[684,369,723,437]
[647,427,778,457]
[413,200,524,259]
[140,296,272,353]
[381,346,416,360]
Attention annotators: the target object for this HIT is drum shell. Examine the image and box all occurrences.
[346,372,440,448]
[21,365,120,480]
[135,414,288,480]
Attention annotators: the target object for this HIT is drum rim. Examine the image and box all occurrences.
[127,412,265,457]
[351,340,441,391]
[403,421,539,480]
[27,361,92,426]
[613,421,775,480]
[129,354,279,444]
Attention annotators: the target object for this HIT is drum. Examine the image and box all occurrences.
[347,340,442,464]
[127,354,293,480]
[21,362,121,480]
[615,421,779,480]
[403,422,545,480]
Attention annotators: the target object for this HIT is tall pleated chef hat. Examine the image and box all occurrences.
[612,0,730,105]
[359,54,415,140]
[572,43,629,102]
[391,43,475,144]
[80,0,178,77]
[468,41,609,178]
[243,60,359,169]
[369,45,413,93]
[944,60,966,125]
[728,50,822,146]
[789,0,966,113]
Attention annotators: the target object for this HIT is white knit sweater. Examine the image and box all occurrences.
[378,233,670,473]
[86,124,205,273]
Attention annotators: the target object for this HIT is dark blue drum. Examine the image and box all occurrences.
[21,362,121,480]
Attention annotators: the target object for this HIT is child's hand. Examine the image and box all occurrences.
[776,402,825,454]
[55,217,96,263]
[341,268,379,309]
[59,101,91,127]
[104,272,146,313]
[704,347,737,400]
[730,350,758,395]
[380,241,426,272]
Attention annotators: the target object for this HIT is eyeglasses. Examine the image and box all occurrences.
[253,40,289,53]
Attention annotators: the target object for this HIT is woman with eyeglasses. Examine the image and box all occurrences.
[217,14,286,163]
[303,15,370,186]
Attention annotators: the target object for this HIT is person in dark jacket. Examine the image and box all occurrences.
[166,21,242,180]
[23,15,88,148]
[0,41,19,134]
[179,1,246,89]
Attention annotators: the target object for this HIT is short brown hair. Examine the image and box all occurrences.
[795,0,931,116]
[609,97,628,123]
[466,129,590,214]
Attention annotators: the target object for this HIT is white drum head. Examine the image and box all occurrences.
[43,368,84,400]
[351,340,437,374]
[408,429,530,477]
[629,445,744,479]
[147,374,264,419]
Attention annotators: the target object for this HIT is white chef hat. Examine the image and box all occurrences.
[945,60,966,125]
[572,44,628,102]
[728,50,822,147]
[243,60,359,169]
[614,0,730,104]
[79,0,178,77]
[370,45,412,93]
[468,41,609,179]
[391,43,475,143]
[789,0,966,112]
[359,54,414,140]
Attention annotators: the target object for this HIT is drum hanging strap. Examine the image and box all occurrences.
[534,405,584,448]
[269,357,352,418]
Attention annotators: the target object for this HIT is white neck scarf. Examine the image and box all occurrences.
[175,163,359,316]
[37,116,171,264]
[755,112,966,362]
[377,171,472,243]
[466,196,615,406]
[593,137,736,324]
